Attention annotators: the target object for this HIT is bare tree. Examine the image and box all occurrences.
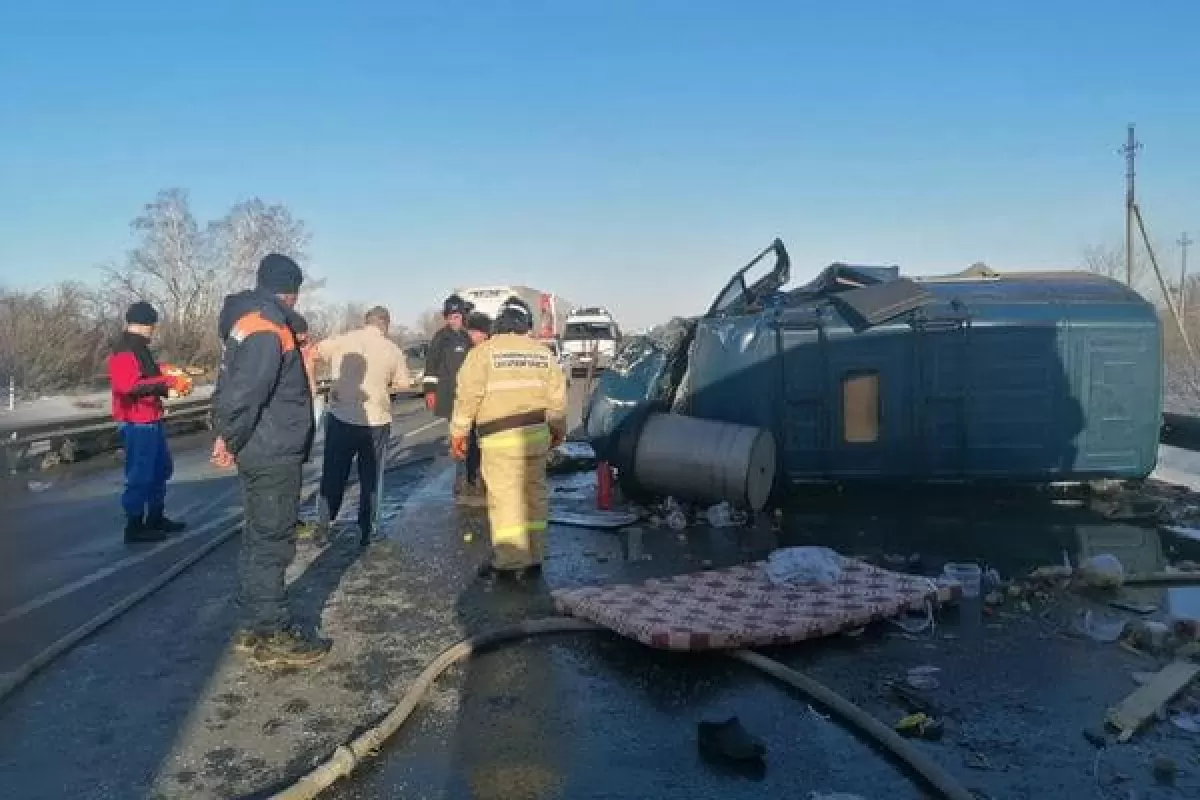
[0,282,112,394]
[416,308,443,338]
[101,190,317,368]
[210,198,312,286]
[102,189,220,365]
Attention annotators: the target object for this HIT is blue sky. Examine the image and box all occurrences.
[2,1,1198,329]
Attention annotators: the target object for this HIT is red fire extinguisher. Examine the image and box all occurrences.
[596,461,613,510]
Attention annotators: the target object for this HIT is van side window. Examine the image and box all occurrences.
[842,371,880,443]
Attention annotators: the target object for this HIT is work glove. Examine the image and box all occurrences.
[425,392,436,411]
[550,427,565,448]
[210,437,235,469]
[450,434,469,461]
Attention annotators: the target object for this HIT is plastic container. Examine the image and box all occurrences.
[943,562,982,597]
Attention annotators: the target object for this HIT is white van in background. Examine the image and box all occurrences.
[562,307,621,375]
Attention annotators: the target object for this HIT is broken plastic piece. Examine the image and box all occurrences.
[906,665,941,691]
[697,716,766,762]
[1169,710,1200,734]
[705,501,746,528]
[1075,610,1127,643]
[764,547,843,586]
[1080,553,1125,590]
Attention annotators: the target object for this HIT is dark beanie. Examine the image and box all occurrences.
[466,311,493,334]
[256,253,304,294]
[125,301,159,326]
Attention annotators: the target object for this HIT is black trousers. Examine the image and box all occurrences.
[237,461,302,632]
[320,415,391,534]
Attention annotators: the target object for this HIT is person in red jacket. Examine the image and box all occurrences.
[108,302,187,543]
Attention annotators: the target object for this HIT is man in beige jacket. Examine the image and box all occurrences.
[314,306,410,546]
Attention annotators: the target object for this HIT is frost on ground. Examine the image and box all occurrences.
[0,457,499,800]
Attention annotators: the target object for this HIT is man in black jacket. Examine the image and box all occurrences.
[211,254,327,668]
[423,294,477,495]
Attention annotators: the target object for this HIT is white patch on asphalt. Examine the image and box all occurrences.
[0,508,241,627]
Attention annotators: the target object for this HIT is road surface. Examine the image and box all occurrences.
[2,382,1200,799]
[0,396,443,679]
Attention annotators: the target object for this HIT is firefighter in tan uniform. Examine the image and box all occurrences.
[449,297,567,578]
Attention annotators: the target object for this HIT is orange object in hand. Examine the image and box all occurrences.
[161,365,193,398]
[450,434,468,461]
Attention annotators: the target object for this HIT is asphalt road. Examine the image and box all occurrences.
[0,396,443,680]
[3,380,1200,799]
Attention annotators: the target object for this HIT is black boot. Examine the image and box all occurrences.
[125,515,165,543]
[146,508,186,534]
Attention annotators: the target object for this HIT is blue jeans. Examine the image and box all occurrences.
[118,422,173,518]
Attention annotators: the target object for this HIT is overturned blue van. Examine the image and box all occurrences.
[585,239,1162,485]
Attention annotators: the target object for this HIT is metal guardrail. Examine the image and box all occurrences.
[0,378,425,471]
[1160,412,1200,451]
[2,395,216,470]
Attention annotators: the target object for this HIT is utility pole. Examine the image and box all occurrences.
[1180,232,1194,313]
[1120,124,1142,287]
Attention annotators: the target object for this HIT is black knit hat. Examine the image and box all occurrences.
[124,301,159,326]
[465,311,493,334]
[256,253,304,294]
[443,294,472,317]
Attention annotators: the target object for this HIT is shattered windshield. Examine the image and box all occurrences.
[564,323,615,340]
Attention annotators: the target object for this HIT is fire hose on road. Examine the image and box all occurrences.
[267,618,975,800]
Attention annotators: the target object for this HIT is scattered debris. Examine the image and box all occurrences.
[1076,610,1127,643]
[1122,620,1172,655]
[26,480,52,492]
[984,591,1006,607]
[1106,661,1200,742]
[943,562,981,597]
[1170,710,1200,734]
[548,509,639,529]
[1125,570,1200,587]
[705,501,747,528]
[905,665,941,691]
[764,547,843,586]
[697,716,766,763]
[1152,755,1179,786]
[888,682,937,715]
[964,751,993,771]
[1080,554,1125,590]
[1164,525,1200,543]
[1029,565,1074,582]
[1108,598,1158,615]
[546,441,597,475]
[1083,727,1108,749]
[893,712,943,740]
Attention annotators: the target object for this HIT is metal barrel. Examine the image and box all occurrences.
[630,413,776,511]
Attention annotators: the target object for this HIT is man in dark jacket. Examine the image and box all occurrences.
[424,294,477,495]
[211,254,326,668]
[108,302,189,543]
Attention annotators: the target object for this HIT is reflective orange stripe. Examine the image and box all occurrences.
[231,311,296,353]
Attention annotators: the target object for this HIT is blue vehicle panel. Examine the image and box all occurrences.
[587,241,1163,485]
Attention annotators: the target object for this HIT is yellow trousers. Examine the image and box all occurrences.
[479,423,550,571]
